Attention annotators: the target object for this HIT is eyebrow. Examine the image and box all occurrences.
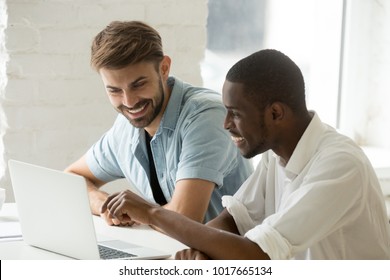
[225,105,239,110]
[105,76,148,91]
[129,76,147,87]
[105,85,120,91]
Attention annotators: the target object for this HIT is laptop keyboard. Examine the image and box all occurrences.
[98,245,137,259]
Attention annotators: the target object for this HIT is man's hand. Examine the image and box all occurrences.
[100,209,136,226]
[175,248,210,260]
[100,190,157,225]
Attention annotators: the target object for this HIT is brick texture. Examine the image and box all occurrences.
[0,0,208,202]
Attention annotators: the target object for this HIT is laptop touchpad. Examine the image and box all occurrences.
[100,240,140,249]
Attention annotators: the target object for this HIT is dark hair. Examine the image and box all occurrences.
[91,21,164,71]
[226,49,306,112]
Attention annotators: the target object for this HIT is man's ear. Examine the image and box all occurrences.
[160,56,171,79]
[270,102,285,121]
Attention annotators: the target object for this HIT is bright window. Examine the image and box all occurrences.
[202,0,390,184]
[202,0,343,128]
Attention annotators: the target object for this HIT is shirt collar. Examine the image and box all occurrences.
[280,111,327,179]
[155,76,183,135]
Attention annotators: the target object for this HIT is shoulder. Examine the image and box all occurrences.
[315,128,372,176]
[318,126,363,157]
[111,114,132,130]
[182,91,225,123]
[301,115,368,169]
[178,80,224,112]
[106,114,137,143]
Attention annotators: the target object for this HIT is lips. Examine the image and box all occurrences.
[122,102,149,119]
[231,135,245,144]
[127,103,147,114]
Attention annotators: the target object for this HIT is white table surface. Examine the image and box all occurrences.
[0,203,187,260]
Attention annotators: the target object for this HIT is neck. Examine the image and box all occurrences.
[278,111,313,163]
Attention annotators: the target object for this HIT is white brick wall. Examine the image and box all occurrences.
[0,0,208,202]
[0,0,8,198]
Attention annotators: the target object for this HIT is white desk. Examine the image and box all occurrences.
[0,203,187,260]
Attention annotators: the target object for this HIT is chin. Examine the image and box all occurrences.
[241,148,261,159]
[240,151,254,159]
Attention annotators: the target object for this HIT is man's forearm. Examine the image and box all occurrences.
[148,207,268,260]
[64,164,108,216]
[206,209,240,234]
[85,180,109,215]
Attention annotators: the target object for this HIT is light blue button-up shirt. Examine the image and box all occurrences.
[86,77,253,221]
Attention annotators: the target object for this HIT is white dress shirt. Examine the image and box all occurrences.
[222,113,390,259]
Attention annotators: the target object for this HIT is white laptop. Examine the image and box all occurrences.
[8,159,171,260]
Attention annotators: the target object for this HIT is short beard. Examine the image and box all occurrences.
[119,78,165,128]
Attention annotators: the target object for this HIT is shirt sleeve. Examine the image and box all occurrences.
[86,115,126,182]
[175,100,240,187]
[226,151,367,259]
[222,159,269,234]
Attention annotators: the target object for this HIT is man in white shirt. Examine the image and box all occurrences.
[101,49,390,259]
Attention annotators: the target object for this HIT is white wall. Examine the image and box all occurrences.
[0,0,208,202]
[0,0,8,190]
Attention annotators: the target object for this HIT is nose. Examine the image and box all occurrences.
[223,113,232,130]
[122,91,139,108]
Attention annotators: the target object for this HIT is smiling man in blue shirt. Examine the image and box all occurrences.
[65,21,253,225]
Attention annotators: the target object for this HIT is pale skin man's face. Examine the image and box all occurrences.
[99,58,170,133]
